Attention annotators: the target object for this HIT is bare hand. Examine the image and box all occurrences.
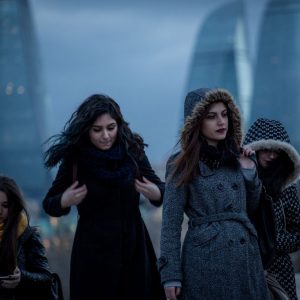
[238,148,255,169]
[61,181,88,208]
[134,177,161,201]
[0,267,21,289]
[241,146,255,157]
[165,286,181,300]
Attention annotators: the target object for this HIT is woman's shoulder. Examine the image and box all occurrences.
[19,226,43,245]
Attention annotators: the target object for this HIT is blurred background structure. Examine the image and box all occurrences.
[0,0,51,202]
[1,0,300,298]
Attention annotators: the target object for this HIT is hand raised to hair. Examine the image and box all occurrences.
[61,181,88,208]
[134,177,161,201]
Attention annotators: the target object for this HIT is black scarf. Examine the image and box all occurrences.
[78,143,136,186]
[200,142,239,169]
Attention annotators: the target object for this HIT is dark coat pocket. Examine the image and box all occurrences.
[190,224,219,247]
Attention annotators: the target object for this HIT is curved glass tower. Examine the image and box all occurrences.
[185,1,252,123]
[250,0,300,150]
[0,0,50,200]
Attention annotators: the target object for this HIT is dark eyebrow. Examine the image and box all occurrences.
[91,122,117,128]
[207,108,227,114]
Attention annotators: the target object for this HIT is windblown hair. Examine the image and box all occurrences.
[171,103,240,186]
[44,94,146,168]
[258,151,294,198]
[0,176,28,274]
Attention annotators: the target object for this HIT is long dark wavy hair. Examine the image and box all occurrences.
[44,94,146,168]
[258,151,294,198]
[0,176,28,274]
[171,102,240,186]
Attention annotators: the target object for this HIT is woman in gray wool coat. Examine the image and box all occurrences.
[244,118,300,300]
[158,88,271,300]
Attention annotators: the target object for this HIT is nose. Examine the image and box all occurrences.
[102,130,109,139]
[217,115,225,125]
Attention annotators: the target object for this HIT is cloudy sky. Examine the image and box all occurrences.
[30,0,264,164]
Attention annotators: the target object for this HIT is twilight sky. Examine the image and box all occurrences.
[30,0,265,164]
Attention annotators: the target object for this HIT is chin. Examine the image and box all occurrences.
[99,144,112,150]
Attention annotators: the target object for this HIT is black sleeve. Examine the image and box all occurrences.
[138,152,165,207]
[42,160,72,217]
[18,229,52,289]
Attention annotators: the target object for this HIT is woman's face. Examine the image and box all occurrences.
[201,101,228,147]
[257,150,280,168]
[89,113,118,150]
[0,191,9,223]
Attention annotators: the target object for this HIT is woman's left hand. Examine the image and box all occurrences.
[241,146,255,157]
[135,177,161,201]
[0,267,21,289]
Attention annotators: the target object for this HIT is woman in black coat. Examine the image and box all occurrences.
[0,175,52,300]
[43,94,166,300]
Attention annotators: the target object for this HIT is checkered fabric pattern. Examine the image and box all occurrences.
[244,118,290,144]
[268,185,300,300]
[244,118,300,300]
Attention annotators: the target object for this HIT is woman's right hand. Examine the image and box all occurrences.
[61,181,88,208]
[165,286,181,300]
[0,267,21,289]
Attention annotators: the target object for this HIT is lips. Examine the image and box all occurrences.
[216,128,226,133]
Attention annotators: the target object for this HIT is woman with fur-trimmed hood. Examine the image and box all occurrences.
[244,118,300,300]
[158,88,270,300]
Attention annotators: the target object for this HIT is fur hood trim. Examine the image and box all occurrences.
[245,139,300,187]
[181,88,242,150]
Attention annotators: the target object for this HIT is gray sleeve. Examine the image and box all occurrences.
[241,167,262,215]
[158,158,187,284]
[164,280,182,288]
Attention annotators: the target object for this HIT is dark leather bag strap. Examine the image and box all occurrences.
[72,162,78,183]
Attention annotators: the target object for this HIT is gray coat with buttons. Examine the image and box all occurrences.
[159,89,270,300]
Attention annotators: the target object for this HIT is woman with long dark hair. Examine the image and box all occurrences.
[43,94,165,300]
[158,88,270,300]
[0,175,52,299]
[244,118,300,300]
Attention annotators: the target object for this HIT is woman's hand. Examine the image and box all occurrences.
[61,181,88,208]
[134,177,161,201]
[238,147,255,169]
[0,267,21,289]
[241,147,255,157]
[165,286,181,300]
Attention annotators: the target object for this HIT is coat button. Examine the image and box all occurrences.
[217,183,224,191]
[159,256,167,264]
[240,238,246,245]
[232,183,239,190]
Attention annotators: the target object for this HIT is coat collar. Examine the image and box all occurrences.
[199,161,215,177]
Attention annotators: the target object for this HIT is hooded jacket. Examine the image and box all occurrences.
[159,88,270,300]
[181,88,242,150]
[244,118,300,300]
[244,118,300,188]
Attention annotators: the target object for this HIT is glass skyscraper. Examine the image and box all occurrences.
[0,0,50,200]
[185,1,252,121]
[250,0,300,150]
